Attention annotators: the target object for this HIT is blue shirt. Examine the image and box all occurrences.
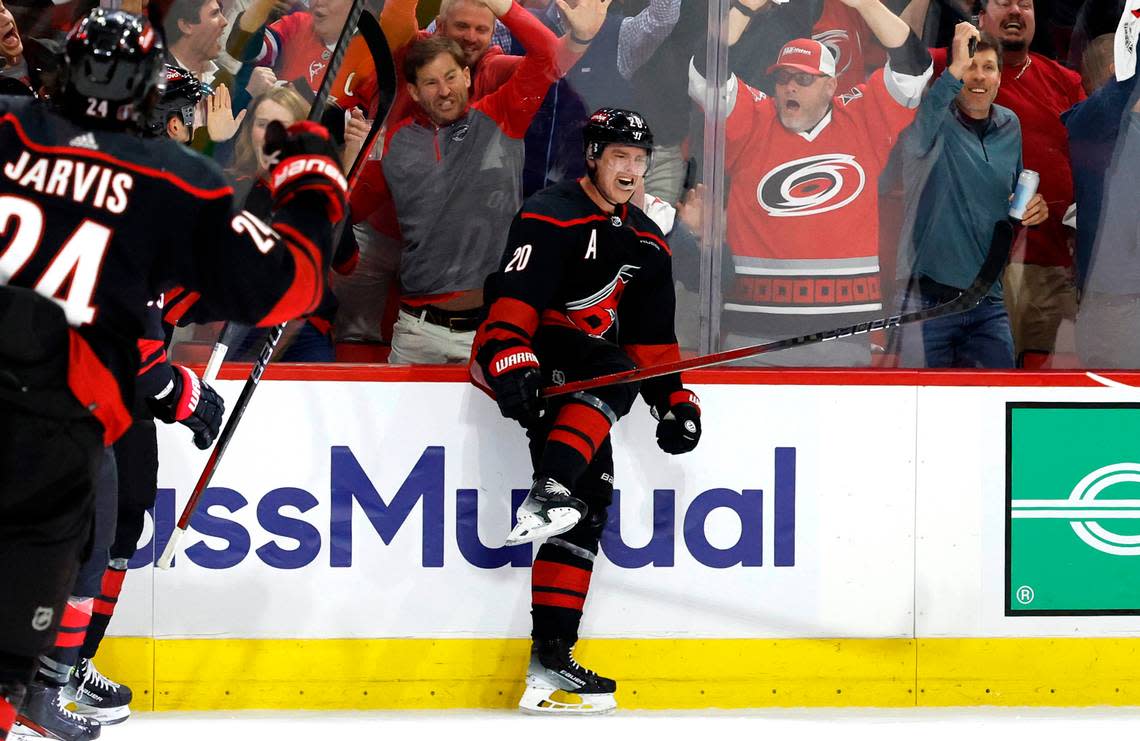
[897,69,1022,297]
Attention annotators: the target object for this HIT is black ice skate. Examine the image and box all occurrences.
[519,638,617,715]
[64,660,131,725]
[14,681,100,741]
[504,476,587,546]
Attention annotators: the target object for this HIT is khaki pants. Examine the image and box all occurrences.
[388,309,475,365]
[1002,263,1078,360]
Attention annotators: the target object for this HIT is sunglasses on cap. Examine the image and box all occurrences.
[772,69,824,86]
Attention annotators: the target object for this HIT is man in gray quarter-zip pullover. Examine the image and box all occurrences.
[380,0,566,364]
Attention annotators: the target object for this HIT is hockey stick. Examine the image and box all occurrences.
[345,15,396,189]
[197,0,372,383]
[158,6,391,570]
[542,219,1016,398]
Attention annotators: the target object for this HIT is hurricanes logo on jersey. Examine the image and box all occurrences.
[756,153,866,217]
[564,265,640,337]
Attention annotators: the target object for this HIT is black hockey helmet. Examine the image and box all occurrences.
[583,108,654,163]
[140,64,209,138]
[60,9,165,128]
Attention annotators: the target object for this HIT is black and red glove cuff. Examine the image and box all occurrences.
[487,346,540,378]
[653,389,700,419]
[269,154,348,221]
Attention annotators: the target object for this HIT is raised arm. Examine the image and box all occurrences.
[380,0,421,51]
[478,0,566,135]
[553,0,610,74]
[905,21,977,156]
[617,0,681,79]
[841,0,911,49]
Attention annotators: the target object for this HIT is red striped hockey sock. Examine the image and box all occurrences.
[531,538,597,641]
[38,597,93,686]
[81,562,128,662]
[540,402,612,485]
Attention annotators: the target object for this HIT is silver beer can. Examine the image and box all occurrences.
[1008,169,1040,220]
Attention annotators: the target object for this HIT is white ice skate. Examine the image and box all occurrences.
[504,476,587,546]
[518,638,617,715]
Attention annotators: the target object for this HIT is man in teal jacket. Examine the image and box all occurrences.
[895,21,1047,368]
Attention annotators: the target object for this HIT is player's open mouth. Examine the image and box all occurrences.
[784,100,800,111]
[2,28,17,46]
[616,176,635,188]
[1003,21,1023,31]
[969,87,987,93]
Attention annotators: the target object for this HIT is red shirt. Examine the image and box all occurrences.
[721,69,919,317]
[258,13,333,93]
[812,0,880,93]
[931,48,1085,267]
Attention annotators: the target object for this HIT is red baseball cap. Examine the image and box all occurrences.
[766,38,837,77]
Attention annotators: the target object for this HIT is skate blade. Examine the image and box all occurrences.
[518,686,616,715]
[504,508,583,546]
[71,703,130,725]
[10,720,51,740]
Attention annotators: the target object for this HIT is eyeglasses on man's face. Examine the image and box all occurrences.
[773,69,824,87]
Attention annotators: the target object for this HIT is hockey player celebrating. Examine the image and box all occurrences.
[0,10,347,741]
[471,108,701,714]
[15,64,226,741]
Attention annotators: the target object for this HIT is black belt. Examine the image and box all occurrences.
[400,302,483,332]
[917,276,966,303]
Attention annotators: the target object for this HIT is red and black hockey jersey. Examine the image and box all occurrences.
[474,179,684,408]
[0,97,335,444]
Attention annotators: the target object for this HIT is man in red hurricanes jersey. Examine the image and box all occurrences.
[471,109,701,715]
[690,0,932,366]
[0,12,347,740]
[233,0,352,97]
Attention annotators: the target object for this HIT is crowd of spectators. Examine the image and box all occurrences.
[3,0,1137,369]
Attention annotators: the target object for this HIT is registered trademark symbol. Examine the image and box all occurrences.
[1016,585,1035,605]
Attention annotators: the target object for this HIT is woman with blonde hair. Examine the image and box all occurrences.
[228,84,310,190]
[224,84,364,361]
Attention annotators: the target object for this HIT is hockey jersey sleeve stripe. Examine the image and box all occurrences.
[521,212,610,228]
[162,290,202,327]
[623,342,681,370]
[632,227,671,255]
[3,115,234,200]
[68,330,131,445]
[484,297,541,338]
[258,222,324,326]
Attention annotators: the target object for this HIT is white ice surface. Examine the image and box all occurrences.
[17,707,1140,741]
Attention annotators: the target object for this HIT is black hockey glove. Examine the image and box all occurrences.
[480,344,546,427]
[148,365,225,450]
[264,119,348,224]
[653,390,701,455]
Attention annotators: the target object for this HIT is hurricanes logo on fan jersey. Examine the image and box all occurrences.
[757,153,866,217]
[565,265,640,337]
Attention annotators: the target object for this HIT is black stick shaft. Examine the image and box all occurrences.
[544,220,1016,398]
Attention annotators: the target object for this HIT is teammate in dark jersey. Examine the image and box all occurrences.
[470,108,702,715]
[15,65,228,740]
[0,11,347,740]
